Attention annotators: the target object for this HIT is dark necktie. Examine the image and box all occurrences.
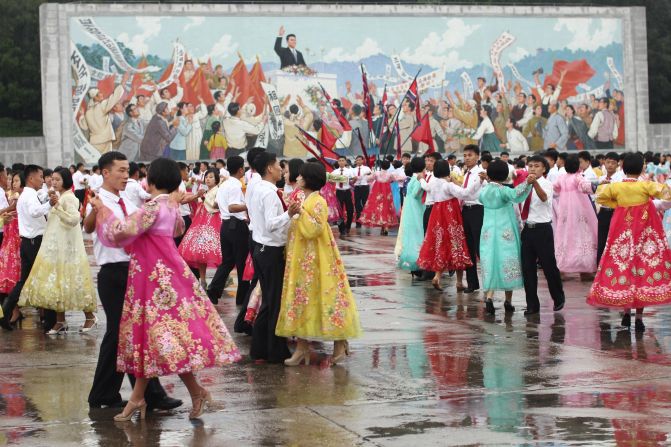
[276,190,288,211]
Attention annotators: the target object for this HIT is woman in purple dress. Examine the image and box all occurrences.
[91,158,240,421]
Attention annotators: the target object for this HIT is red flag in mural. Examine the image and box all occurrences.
[156,62,178,97]
[227,54,251,103]
[411,113,435,154]
[96,75,116,98]
[542,59,596,100]
[181,67,215,105]
[249,56,267,112]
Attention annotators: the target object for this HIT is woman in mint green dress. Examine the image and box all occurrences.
[395,157,426,275]
[479,160,534,315]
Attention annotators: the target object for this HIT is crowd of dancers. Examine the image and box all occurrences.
[0,145,670,422]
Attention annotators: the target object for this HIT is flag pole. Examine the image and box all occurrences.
[381,68,421,159]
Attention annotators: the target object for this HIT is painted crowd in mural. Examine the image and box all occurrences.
[70,15,625,163]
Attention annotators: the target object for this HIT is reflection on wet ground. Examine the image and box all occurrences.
[1,229,671,445]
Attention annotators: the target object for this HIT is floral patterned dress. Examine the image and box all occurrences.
[96,195,240,378]
[0,192,20,295]
[275,191,362,341]
[478,182,532,291]
[178,186,222,268]
[359,170,406,228]
[588,180,671,309]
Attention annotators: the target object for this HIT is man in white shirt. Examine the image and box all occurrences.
[446,154,462,176]
[504,118,529,153]
[461,144,486,293]
[223,102,267,157]
[215,159,230,181]
[595,152,623,266]
[207,155,250,307]
[121,162,152,209]
[1,165,58,331]
[352,155,372,228]
[333,155,355,236]
[500,151,516,185]
[520,155,565,315]
[247,152,300,363]
[72,163,88,204]
[83,151,181,411]
[543,149,561,184]
[88,165,103,193]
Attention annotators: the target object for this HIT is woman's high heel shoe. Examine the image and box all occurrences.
[46,323,68,336]
[431,277,443,291]
[284,349,310,366]
[332,340,348,365]
[80,315,99,333]
[189,391,213,419]
[114,399,147,421]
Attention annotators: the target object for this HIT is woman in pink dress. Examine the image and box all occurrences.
[359,160,406,235]
[178,168,222,289]
[553,155,598,277]
[0,172,21,322]
[321,161,343,225]
[92,158,240,421]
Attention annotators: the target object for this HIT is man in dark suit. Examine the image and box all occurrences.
[274,25,306,68]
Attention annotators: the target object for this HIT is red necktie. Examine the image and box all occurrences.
[422,173,432,204]
[358,167,361,177]
[276,190,288,211]
[118,197,128,217]
[463,170,471,189]
[521,193,532,221]
[339,168,344,189]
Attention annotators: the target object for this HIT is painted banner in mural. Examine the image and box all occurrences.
[69,15,625,162]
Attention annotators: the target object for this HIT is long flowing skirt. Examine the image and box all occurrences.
[0,219,20,295]
[119,239,241,378]
[587,201,671,309]
[397,204,425,272]
[391,182,401,216]
[417,199,473,272]
[178,204,222,268]
[320,182,342,224]
[359,181,398,228]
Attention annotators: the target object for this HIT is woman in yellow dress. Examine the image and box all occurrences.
[276,162,362,366]
[19,168,97,335]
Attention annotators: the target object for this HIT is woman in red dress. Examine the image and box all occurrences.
[587,153,671,332]
[359,160,406,235]
[416,160,481,291]
[0,172,22,323]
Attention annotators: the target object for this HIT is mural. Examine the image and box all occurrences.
[69,15,625,163]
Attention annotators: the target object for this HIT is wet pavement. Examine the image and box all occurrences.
[2,228,671,446]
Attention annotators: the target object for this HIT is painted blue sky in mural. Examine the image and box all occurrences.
[70,16,622,70]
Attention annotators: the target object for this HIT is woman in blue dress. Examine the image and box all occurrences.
[395,157,426,275]
[473,105,501,154]
[478,160,534,315]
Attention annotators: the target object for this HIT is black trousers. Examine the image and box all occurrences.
[2,236,55,329]
[354,185,370,220]
[335,189,354,231]
[462,205,484,290]
[521,223,565,311]
[174,215,192,247]
[234,235,258,335]
[209,217,250,305]
[423,205,433,234]
[597,208,614,267]
[74,189,86,204]
[88,263,167,407]
[250,244,290,363]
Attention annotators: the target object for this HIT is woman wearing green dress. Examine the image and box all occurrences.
[473,105,501,154]
[200,105,219,159]
[478,160,535,315]
[395,157,426,275]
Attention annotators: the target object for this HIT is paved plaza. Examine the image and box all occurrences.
[0,229,669,446]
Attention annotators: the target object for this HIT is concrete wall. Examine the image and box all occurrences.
[0,2,659,166]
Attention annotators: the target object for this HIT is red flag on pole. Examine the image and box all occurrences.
[320,123,338,151]
[156,62,178,97]
[411,113,435,154]
[542,59,596,100]
[355,128,375,168]
[407,78,422,123]
[361,65,374,133]
[226,54,251,101]
[181,67,215,105]
[96,75,116,99]
[249,55,267,113]
[319,83,352,131]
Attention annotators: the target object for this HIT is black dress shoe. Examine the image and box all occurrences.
[523,308,540,316]
[0,317,13,331]
[356,223,362,228]
[147,397,183,412]
[463,288,479,294]
[89,399,127,409]
[504,301,515,313]
[621,313,631,328]
[635,319,645,333]
[206,288,219,305]
[553,300,565,312]
[485,299,495,315]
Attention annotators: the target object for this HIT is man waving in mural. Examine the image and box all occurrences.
[275,25,306,68]
[80,71,130,154]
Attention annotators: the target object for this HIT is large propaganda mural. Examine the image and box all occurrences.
[69,15,624,163]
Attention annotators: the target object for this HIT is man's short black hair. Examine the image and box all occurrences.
[289,104,299,115]
[147,157,181,193]
[300,162,326,191]
[401,152,412,159]
[381,160,391,170]
[98,151,127,172]
[286,33,296,42]
[352,104,363,116]
[129,162,140,177]
[125,104,135,117]
[177,162,189,172]
[463,144,480,156]
[481,154,494,164]
[425,152,442,161]
[227,155,245,175]
[500,151,509,157]
[76,162,84,169]
[487,159,509,182]
[247,147,266,168]
[622,153,644,176]
[605,152,620,162]
[385,154,395,162]
[433,160,450,178]
[577,150,592,162]
[565,155,580,173]
[253,151,278,177]
[227,102,240,117]
[215,159,225,166]
[338,155,347,161]
[543,149,559,163]
[54,167,73,190]
[43,168,53,178]
[447,154,457,161]
[24,164,43,181]
[410,156,426,174]
[214,91,224,101]
[527,155,549,174]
